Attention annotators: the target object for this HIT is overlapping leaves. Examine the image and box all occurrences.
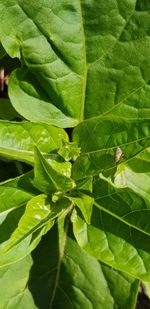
[0,120,68,163]
[0,0,150,127]
[0,226,140,309]
[0,1,150,308]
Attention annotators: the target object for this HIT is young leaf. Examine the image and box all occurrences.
[33,147,75,194]
[58,140,80,161]
[68,193,94,224]
[0,120,68,164]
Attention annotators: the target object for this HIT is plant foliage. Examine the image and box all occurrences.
[0,0,150,307]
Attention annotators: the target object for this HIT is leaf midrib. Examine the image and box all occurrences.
[77,0,87,122]
[94,201,150,238]
[48,220,69,309]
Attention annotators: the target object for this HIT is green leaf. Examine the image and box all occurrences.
[1,235,138,309]
[100,265,139,309]
[72,205,150,281]
[28,226,139,309]
[93,176,150,236]
[0,2,150,306]
[0,120,68,164]
[0,1,150,128]
[0,205,54,267]
[69,193,94,224]
[76,176,93,193]
[33,147,75,194]
[0,255,38,309]
[103,148,150,203]
[5,194,70,251]
[2,0,84,127]
[9,68,78,128]
[0,171,38,214]
[58,140,80,161]
[72,118,150,179]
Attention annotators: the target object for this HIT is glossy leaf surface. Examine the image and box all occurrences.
[0,172,50,267]
[69,193,94,224]
[33,147,75,194]
[6,194,70,251]
[0,206,54,268]
[0,120,68,163]
[114,153,150,202]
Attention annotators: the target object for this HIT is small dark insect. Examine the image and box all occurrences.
[115,147,123,162]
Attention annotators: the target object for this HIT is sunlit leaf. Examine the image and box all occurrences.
[0,120,68,164]
[33,147,75,194]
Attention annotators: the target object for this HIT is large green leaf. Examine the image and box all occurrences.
[0,225,139,309]
[27,226,139,309]
[0,0,84,127]
[5,194,71,251]
[9,69,78,128]
[93,176,150,236]
[0,1,150,127]
[72,206,150,281]
[0,120,68,164]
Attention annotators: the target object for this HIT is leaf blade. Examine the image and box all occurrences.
[33,147,75,194]
[5,194,70,251]
[0,120,68,164]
